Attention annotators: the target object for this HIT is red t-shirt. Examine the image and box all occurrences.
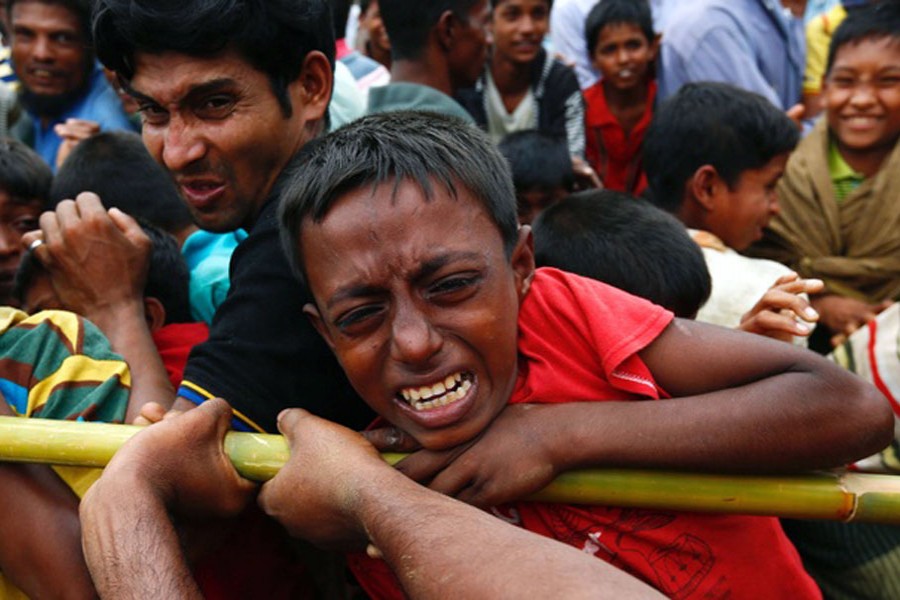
[152,322,210,390]
[584,80,655,196]
[348,268,820,599]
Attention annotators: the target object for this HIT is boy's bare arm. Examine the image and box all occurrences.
[0,402,95,599]
[258,408,665,600]
[383,319,893,506]
[24,193,176,421]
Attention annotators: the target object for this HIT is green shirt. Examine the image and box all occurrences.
[828,140,865,202]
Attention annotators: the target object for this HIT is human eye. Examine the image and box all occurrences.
[829,74,855,88]
[12,215,38,233]
[878,74,900,87]
[51,31,78,46]
[335,304,385,334]
[195,94,237,120]
[138,102,168,126]
[12,27,33,42]
[426,273,482,301]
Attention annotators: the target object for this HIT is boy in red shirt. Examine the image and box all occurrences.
[583,0,658,194]
[272,111,890,599]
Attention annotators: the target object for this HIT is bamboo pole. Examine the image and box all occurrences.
[1,416,899,524]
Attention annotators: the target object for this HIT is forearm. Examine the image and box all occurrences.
[355,469,662,599]
[86,301,174,422]
[549,368,891,474]
[80,473,202,600]
[0,463,94,599]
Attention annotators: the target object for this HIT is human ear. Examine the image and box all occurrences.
[690,165,722,212]
[143,297,166,333]
[289,51,333,124]
[648,33,662,61]
[511,225,536,301]
[436,10,456,52]
[303,302,336,352]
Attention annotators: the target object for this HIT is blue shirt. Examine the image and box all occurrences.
[27,66,137,168]
[181,229,248,325]
[658,0,805,110]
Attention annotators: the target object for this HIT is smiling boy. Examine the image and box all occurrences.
[278,110,890,599]
[749,2,900,353]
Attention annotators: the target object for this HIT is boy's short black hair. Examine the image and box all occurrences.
[0,138,52,205]
[49,131,193,234]
[14,223,192,324]
[532,190,711,318]
[92,0,334,117]
[642,82,799,214]
[380,0,481,60]
[279,110,518,285]
[585,0,654,56]
[498,130,574,195]
[826,1,900,75]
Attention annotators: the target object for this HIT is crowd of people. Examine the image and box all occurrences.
[0,0,895,598]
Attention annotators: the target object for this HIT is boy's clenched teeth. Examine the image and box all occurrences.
[399,372,474,411]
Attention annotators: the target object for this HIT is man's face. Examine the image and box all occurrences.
[302,179,534,450]
[11,1,90,104]
[0,191,41,303]
[129,50,323,232]
[708,153,788,252]
[824,36,900,159]
[490,0,549,65]
[448,0,491,91]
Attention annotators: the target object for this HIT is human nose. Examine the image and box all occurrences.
[389,299,443,367]
[160,116,205,172]
[849,82,877,108]
[31,35,54,62]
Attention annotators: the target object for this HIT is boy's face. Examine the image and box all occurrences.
[707,153,788,252]
[490,0,549,65]
[517,184,569,225]
[591,22,657,92]
[301,179,534,450]
[360,0,390,54]
[0,191,41,303]
[824,36,900,156]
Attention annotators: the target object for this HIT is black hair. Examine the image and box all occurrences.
[380,0,481,60]
[14,222,192,324]
[141,223,193,324]
[332,0,352,38]
[9,0,92,44]
[533,190,711,318]
[642,82,799,214]
[49,130,193,234]
[489,0,551,8]
[826,1,900,75]
[0,137,52,206]
[279,110,518,285]
[585,0,654,56]
[92,0,334,117]
[498,129,574,192]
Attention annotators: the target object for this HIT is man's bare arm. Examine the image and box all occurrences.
[25,193,175,421]
[258,409,665,600]
[0,401,95,599]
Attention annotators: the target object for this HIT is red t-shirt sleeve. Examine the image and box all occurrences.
[514,268,674,404]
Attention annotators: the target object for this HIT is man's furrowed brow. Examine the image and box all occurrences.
[126,77,239,106]
[414,252,484,281]
[326,284,385,310]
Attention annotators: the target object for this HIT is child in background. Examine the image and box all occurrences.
[457,0,585,157]
[749,2,900,353]
[583,0,658,195]
[532,189,711,318]
[497,129,574,224]
[0,138,50,306]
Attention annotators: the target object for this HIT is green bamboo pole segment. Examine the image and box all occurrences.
[1,416,900,524]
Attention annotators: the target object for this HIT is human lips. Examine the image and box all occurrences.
[177,178,227,210]
[393,370,478,430]
[841,114,883,130]
[24,66,67,88]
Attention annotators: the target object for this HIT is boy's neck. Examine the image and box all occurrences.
[602,80,650,136]
[391,58,454,96]
[490,52,532,96]
[834,138,898,179]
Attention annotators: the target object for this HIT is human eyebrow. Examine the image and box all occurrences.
[414,252,485,282]
[125,78,239,108]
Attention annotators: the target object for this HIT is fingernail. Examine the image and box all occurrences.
[795,322,810,333]
[804,307,819,320]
